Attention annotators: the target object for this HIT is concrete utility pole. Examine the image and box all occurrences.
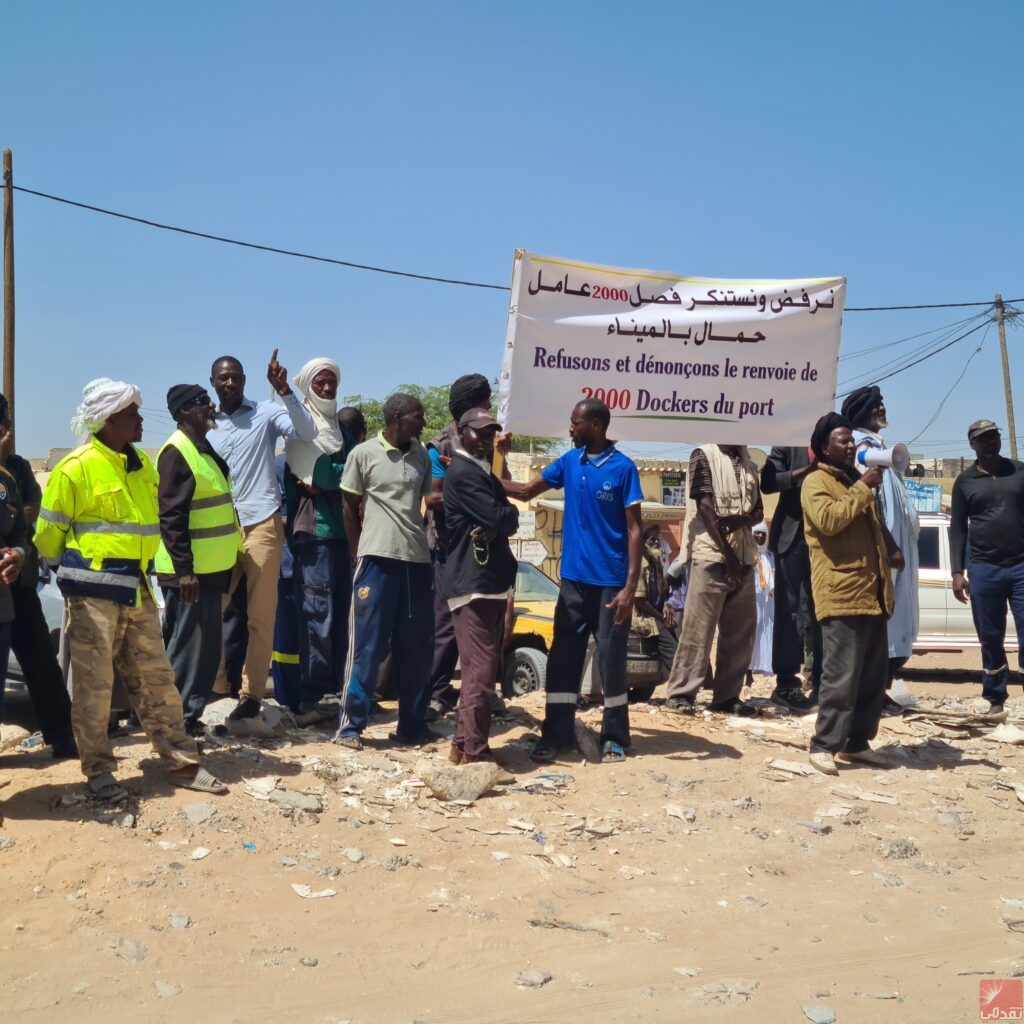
[995,293,1017,460]
[2,148,13,444]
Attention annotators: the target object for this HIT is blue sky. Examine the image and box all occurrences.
[3,1,1022,461]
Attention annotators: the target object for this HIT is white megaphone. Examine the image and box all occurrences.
[857,442,910,476]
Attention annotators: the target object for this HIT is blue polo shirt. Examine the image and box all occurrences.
[542,444,644,588]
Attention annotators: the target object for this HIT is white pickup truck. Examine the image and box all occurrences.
[915,511,1018,653]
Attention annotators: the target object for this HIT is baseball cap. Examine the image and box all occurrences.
[967,419,1000,442]
[458,406,501,430]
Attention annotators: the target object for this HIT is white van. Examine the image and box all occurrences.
[915,511,1018,653]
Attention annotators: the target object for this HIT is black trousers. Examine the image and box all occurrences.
[811,615,888,754]
[163,587,224,728]
[10,584,75,745]
[542,580,630,749]
[772,540,823,692]
[428,557,460,707]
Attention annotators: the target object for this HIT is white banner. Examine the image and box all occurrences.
[498,251,845,445]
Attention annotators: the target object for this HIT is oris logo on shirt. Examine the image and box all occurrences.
[595,481,616,503]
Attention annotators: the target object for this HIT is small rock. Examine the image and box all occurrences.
[279,856,298,867]
[157,841,179,851]
[515,970,553,989]
[883,838,919,860]
[733,796,759,810]
[0,834,16,851]
[344,848,366,863]
[417,762,503,802]
[154,981,181,998]
[803,1004,836,1024]
[299,956,318,968]
[665,804,697,823]
[492,852,512,862]
[573,720,602,762]
[115,938,147,963]
[674,967,702,977]
[169,914,191,930]
[59,794,88,807]
[268,788,324,813]
[795,820,832,836]
[191,847,212,860]
[0,724,30,751]
[115,812,135,829]
[381,855,409,872]
[181,803,217,827]
[873,872,904,888]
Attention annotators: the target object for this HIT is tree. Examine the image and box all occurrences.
[341,383,561,454]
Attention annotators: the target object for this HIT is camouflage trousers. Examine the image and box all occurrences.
[66,593,200,779]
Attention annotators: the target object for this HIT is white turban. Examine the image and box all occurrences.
[70,378,142,439]
[285,358,344,485]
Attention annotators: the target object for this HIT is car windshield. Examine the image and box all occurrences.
[515,562,560,602]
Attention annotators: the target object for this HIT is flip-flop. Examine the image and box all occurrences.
[169,766,228,795]
[87,772,128,801]
[601,741,627,764]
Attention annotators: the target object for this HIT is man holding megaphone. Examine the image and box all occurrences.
[841,386,920,712]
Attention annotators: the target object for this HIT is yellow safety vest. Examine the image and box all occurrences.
[154,429,242,576]
[35,437,162,606]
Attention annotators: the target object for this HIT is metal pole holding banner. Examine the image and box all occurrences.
[995,293,1017,460]
[2,149,13,443]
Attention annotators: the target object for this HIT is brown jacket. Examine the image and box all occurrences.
[801,462,893,622]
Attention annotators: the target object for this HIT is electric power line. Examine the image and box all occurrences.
[4,182,1023,310]
[836,318,992,398]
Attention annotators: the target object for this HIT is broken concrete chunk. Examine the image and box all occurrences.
[418,762,504,802]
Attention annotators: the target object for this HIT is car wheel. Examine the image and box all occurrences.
[629,685,656,703]
[501,647,547,698]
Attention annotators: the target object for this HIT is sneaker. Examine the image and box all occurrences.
[770,686,817,713]
[388,727,445,748]
[227,697,261,721]
[808,750,839,776]
[332,734,363,751]
[424,699,451,723]
[663,697,695,715]
[839,746,895,767]
[708,697,760,717]
[987,701,1005,716]
[880,695,905,717]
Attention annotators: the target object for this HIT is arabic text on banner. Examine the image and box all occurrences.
[497,251,845,445]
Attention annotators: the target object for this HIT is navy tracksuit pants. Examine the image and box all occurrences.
[335,556,433,740]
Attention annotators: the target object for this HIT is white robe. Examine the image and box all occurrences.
[750,548,775,674]
[853,430,920,661]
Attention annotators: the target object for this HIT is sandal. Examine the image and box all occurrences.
[169,766,228,795]
[87,772,128,802]
[601,740,627,764]
[529,739,558,764]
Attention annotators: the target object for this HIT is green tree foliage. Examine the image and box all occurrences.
[341,383,561,454]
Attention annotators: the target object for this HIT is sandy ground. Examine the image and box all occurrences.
[1,650,1023,1024]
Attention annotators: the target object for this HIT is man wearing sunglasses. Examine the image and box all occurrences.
[155,385,243,735]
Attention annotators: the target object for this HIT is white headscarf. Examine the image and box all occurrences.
[70,377,142,440]
[752,520,769,553]
[285,358,344,485]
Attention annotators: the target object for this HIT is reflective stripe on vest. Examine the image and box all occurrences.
[154,430,241,576]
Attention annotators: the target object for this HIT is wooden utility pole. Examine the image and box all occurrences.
[2,148,13,445]
[995,293,1017,460]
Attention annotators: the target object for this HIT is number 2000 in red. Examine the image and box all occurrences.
[590,286,631,302]
[580,386,631,410]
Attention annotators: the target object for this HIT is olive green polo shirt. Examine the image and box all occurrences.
[340,432,432,563]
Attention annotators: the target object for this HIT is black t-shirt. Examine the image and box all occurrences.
[950,457,1024,572]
